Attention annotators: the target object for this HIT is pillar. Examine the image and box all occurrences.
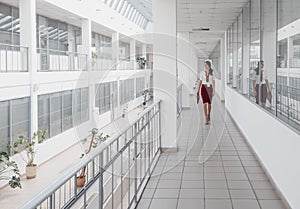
[130,39,136,70]
[81,19,94,121]
[20,0,38,134]
[153,0,177,151]
[177,32,190,108]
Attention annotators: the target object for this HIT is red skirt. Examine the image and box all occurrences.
[201,85,213,104]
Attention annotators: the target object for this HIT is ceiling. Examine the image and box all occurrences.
[177,0,248,57]
[126,0,152,21]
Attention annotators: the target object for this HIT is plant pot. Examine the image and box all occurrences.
[76,175,86,187]
[26,164,37,179]
[142,102,146,106]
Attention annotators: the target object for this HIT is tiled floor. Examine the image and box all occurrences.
[136,96,287,209]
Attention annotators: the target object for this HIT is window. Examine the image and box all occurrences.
[81,88,89,123]
[96,82,111,114]
[136,77,145,97]
[92,32,112,59]
[37,88,89,138]
[73,89,82,126]
[62,91,72,131]
[0,97,30,154]
[38,94,50,138]
[50,92,62,137]
[0,3,20,45]
[0,101,10,153]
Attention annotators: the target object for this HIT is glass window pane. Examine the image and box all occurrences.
[63,90,72,131]
[81,88,89,122]
[11,97,30,145]
[0,100,10,153]
[38,94,50,138]
[50,92,62,137]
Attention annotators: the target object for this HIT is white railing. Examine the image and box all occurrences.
[19,100,161,209]
[0,43,28,72]
[37,48,88,72]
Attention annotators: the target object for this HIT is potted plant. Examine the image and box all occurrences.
[91,51,99,68]
[136,57,147,69]
[142,89,153,106]
[8,130,47,179]
[77,128,109,187]
[0,152,21,189]
[122,103,128,118]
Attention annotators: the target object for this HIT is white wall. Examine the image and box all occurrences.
[225,86,300,209]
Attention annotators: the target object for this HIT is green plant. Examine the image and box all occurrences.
[79,129,109,182]
[142,89,153,104]
[91,51,99,67]
[136,57,147,69]
[8,130,47,167]
[0,152,21,189]
[81,128,109,158]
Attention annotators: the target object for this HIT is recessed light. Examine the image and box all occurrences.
[96,8,101,12]
[110,17,114,20]
[291,25,295,28]
[129,28,132,30]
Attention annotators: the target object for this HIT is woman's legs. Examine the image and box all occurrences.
[203,103,208,123]
[208,103,212,121]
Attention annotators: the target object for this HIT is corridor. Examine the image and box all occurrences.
[136,96,287,209]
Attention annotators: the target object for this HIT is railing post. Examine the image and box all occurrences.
[134,122,138,203]
[147,111,151,175]
[6,45,8,72]
[99,152,104,209]
[158,102,162,150]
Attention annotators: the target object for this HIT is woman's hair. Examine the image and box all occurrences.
[205,60,213,76]
[254,60,264,75]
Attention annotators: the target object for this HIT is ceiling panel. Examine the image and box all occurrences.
[177,0,248,57]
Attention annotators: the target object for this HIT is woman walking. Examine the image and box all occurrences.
[196,60,215,125]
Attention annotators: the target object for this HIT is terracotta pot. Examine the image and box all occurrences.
[26,164,37,179]
[76,175,86,187]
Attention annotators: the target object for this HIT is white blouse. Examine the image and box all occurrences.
[255,70,268,84]
[200,71,215,87]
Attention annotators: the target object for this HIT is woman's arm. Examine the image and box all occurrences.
[197,80,202,95]
[253,79,257,96]
[212,80,216,96]
[266,79,271,92]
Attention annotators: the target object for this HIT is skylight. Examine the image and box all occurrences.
[104,0,151,29]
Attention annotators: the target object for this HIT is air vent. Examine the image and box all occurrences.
[192,27,210,32]
[195,42,207,45]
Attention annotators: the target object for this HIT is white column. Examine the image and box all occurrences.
[177,32,190,108]
[130,39,136,70]
[220,33,226,101]
[81,19,94,121]
[112,32,119,71]
[142,44,147,70]
[153,0,177,151]
[20,0,38,134]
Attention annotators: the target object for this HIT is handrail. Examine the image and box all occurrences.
[19,100,161,209]
[0,43,29,48]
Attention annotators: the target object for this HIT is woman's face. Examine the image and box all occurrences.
[204,63,209,71]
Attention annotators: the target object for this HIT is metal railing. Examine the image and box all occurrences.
[0,43,28,72]
[177,84,183,117]
[247,78,299,130]
[37,48,88,72]
[277,84,300,129]
[20,100,161,209]
[92,58,115,71]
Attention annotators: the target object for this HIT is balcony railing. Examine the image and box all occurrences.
[92,58,115,71]
[0,43,28,72]
[177,84,183,117]
[37,48,88,72]
[247,78,299,130]
[20,100,161,209]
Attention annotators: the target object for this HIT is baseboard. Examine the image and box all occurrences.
[226,111,293,209]
[161,147,178,153]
